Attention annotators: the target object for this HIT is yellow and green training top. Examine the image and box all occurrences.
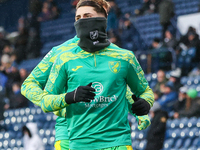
[40,42,154,149]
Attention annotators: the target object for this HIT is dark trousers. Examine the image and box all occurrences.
[145,140,164,150]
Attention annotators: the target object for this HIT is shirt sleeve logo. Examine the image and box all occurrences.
[109,61,121,74]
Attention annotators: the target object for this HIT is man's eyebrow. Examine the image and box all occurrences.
[83,13,92,16]
[75,13,92,18]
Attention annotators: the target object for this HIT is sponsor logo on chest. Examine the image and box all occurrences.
[84,82,118,108]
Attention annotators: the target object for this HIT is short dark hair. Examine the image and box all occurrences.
[76,0,110,18]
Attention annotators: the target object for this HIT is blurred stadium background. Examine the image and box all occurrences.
[0,0,200,150]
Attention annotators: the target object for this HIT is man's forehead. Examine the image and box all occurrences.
[76,6,96,16]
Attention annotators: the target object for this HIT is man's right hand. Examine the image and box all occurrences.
[65,83,96,104]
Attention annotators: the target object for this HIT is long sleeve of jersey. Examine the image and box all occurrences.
[21,48,56,107]
[126,52,154,107]
[41,58,69,112]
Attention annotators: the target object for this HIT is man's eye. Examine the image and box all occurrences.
[86,15,91,18]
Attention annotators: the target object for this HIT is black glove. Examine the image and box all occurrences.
[131,96,150,116]
[65,83,96,104]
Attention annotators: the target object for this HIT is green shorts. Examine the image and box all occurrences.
[98,145,133,150]
[55,139,69,150]
[70,145,133,150]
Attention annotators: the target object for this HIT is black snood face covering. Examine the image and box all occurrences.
[74,17,110,53]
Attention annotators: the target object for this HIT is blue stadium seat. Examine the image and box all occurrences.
[51,129,55,137]
[188,146,197,150]
[3,140,9,149]
[16,130,23,139]
[173,138,183,149]
[128,113,133,122]
[14,109,20,117]
[10,116,17,124]
[3,111,9,118]
[27,115,34,122]
[0,141,2,149]
[8,139,16,148]
[33,114,46,123]
[13,123,22,132]
[131,131,138,140]
[4,117,11,125]
[196,137,200,147]
[3,132,10,139]
[165,129,172,139]
[30,107,37,115]
[24,108,31,116]
[39,129,45,138]
[15,139,23,147]
[163,138,174,149]
[19,108,25,116]
[50,121,56,129]
[37,121,45,130]
[46,114,53,122]
[43,122,50,129]
[170,119,180,129]
[137,139,147,150]
[8,110,15,117]
[187,117,198,128]
[132,140,140,149]
[145,73,152,82]
[179,148,187,150]
[47,136,55,146]
[166,119,173,128]
[45,129,51,138]
[186,77,195,86]
[180,76,188,85]
[182,138,192,149]
[135,132,145,140]
[131,123,139,131]
[45,145,54,150]
[193,76,200,85]
[180,128,190,138]
[8,131,16,139]
[179,117,188,129]
[21,116,28,123]
[171,128,181,139]
[36,108,43,115]
[192,137,200,147]
[43,137,48,146]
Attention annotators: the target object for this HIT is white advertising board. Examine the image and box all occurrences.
[177,12,200,37]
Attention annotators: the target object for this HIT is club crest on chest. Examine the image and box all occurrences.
[109,61,121,74]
